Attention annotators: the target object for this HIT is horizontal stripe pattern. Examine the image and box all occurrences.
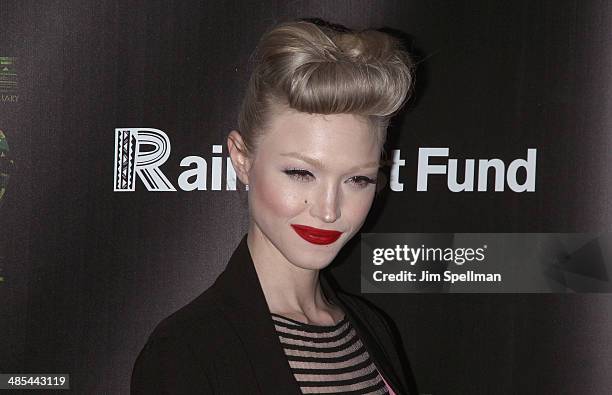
[271,313,389,395]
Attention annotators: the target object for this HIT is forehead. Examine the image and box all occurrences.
[257,107,380,161]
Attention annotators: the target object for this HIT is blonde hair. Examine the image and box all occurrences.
[237,19,415,159]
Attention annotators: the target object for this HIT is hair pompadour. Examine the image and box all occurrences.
[237,19,415,157]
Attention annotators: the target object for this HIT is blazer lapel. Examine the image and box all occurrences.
[211,234,302,394]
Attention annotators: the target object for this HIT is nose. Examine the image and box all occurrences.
[309,181,341,223]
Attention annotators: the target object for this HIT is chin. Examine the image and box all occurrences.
[290,258,334,271]
[283,246,338,270]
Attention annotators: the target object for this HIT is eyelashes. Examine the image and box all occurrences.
[282,168,377,188]
[283,169,312,182]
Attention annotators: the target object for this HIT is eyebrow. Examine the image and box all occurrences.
[280,152,380,172]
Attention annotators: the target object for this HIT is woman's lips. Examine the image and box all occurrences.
[290,224,343,245]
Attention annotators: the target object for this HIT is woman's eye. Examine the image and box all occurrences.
[283,169,376,188]
[349,176,377,188]
[283,169,313,182]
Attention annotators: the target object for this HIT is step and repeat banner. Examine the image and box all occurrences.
[1,1,611,394]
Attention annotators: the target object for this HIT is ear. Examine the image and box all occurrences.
[227,130,252,186]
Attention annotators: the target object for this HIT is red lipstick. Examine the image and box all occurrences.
[291,224,343,245]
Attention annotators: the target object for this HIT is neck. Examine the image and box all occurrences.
[246,225,334,319]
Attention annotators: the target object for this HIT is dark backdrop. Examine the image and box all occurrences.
[1,1,611,394]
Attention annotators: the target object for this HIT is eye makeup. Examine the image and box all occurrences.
[282,168,377,188]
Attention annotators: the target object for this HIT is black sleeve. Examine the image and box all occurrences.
[131,333,214,395]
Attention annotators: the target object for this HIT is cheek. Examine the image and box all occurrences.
[343,190,376,224]
[252,169,305,219]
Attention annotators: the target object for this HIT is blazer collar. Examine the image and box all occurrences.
[210,234,408,394]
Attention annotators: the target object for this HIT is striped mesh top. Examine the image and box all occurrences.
[271,312,395,394]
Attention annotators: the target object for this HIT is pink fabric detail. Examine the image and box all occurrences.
[379,370,397,395]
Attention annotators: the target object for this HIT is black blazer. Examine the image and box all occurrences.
[131,234,418,394]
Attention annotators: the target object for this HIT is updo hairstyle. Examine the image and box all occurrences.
[237,19,415,160]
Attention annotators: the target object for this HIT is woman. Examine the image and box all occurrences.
[132,18,417,395]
